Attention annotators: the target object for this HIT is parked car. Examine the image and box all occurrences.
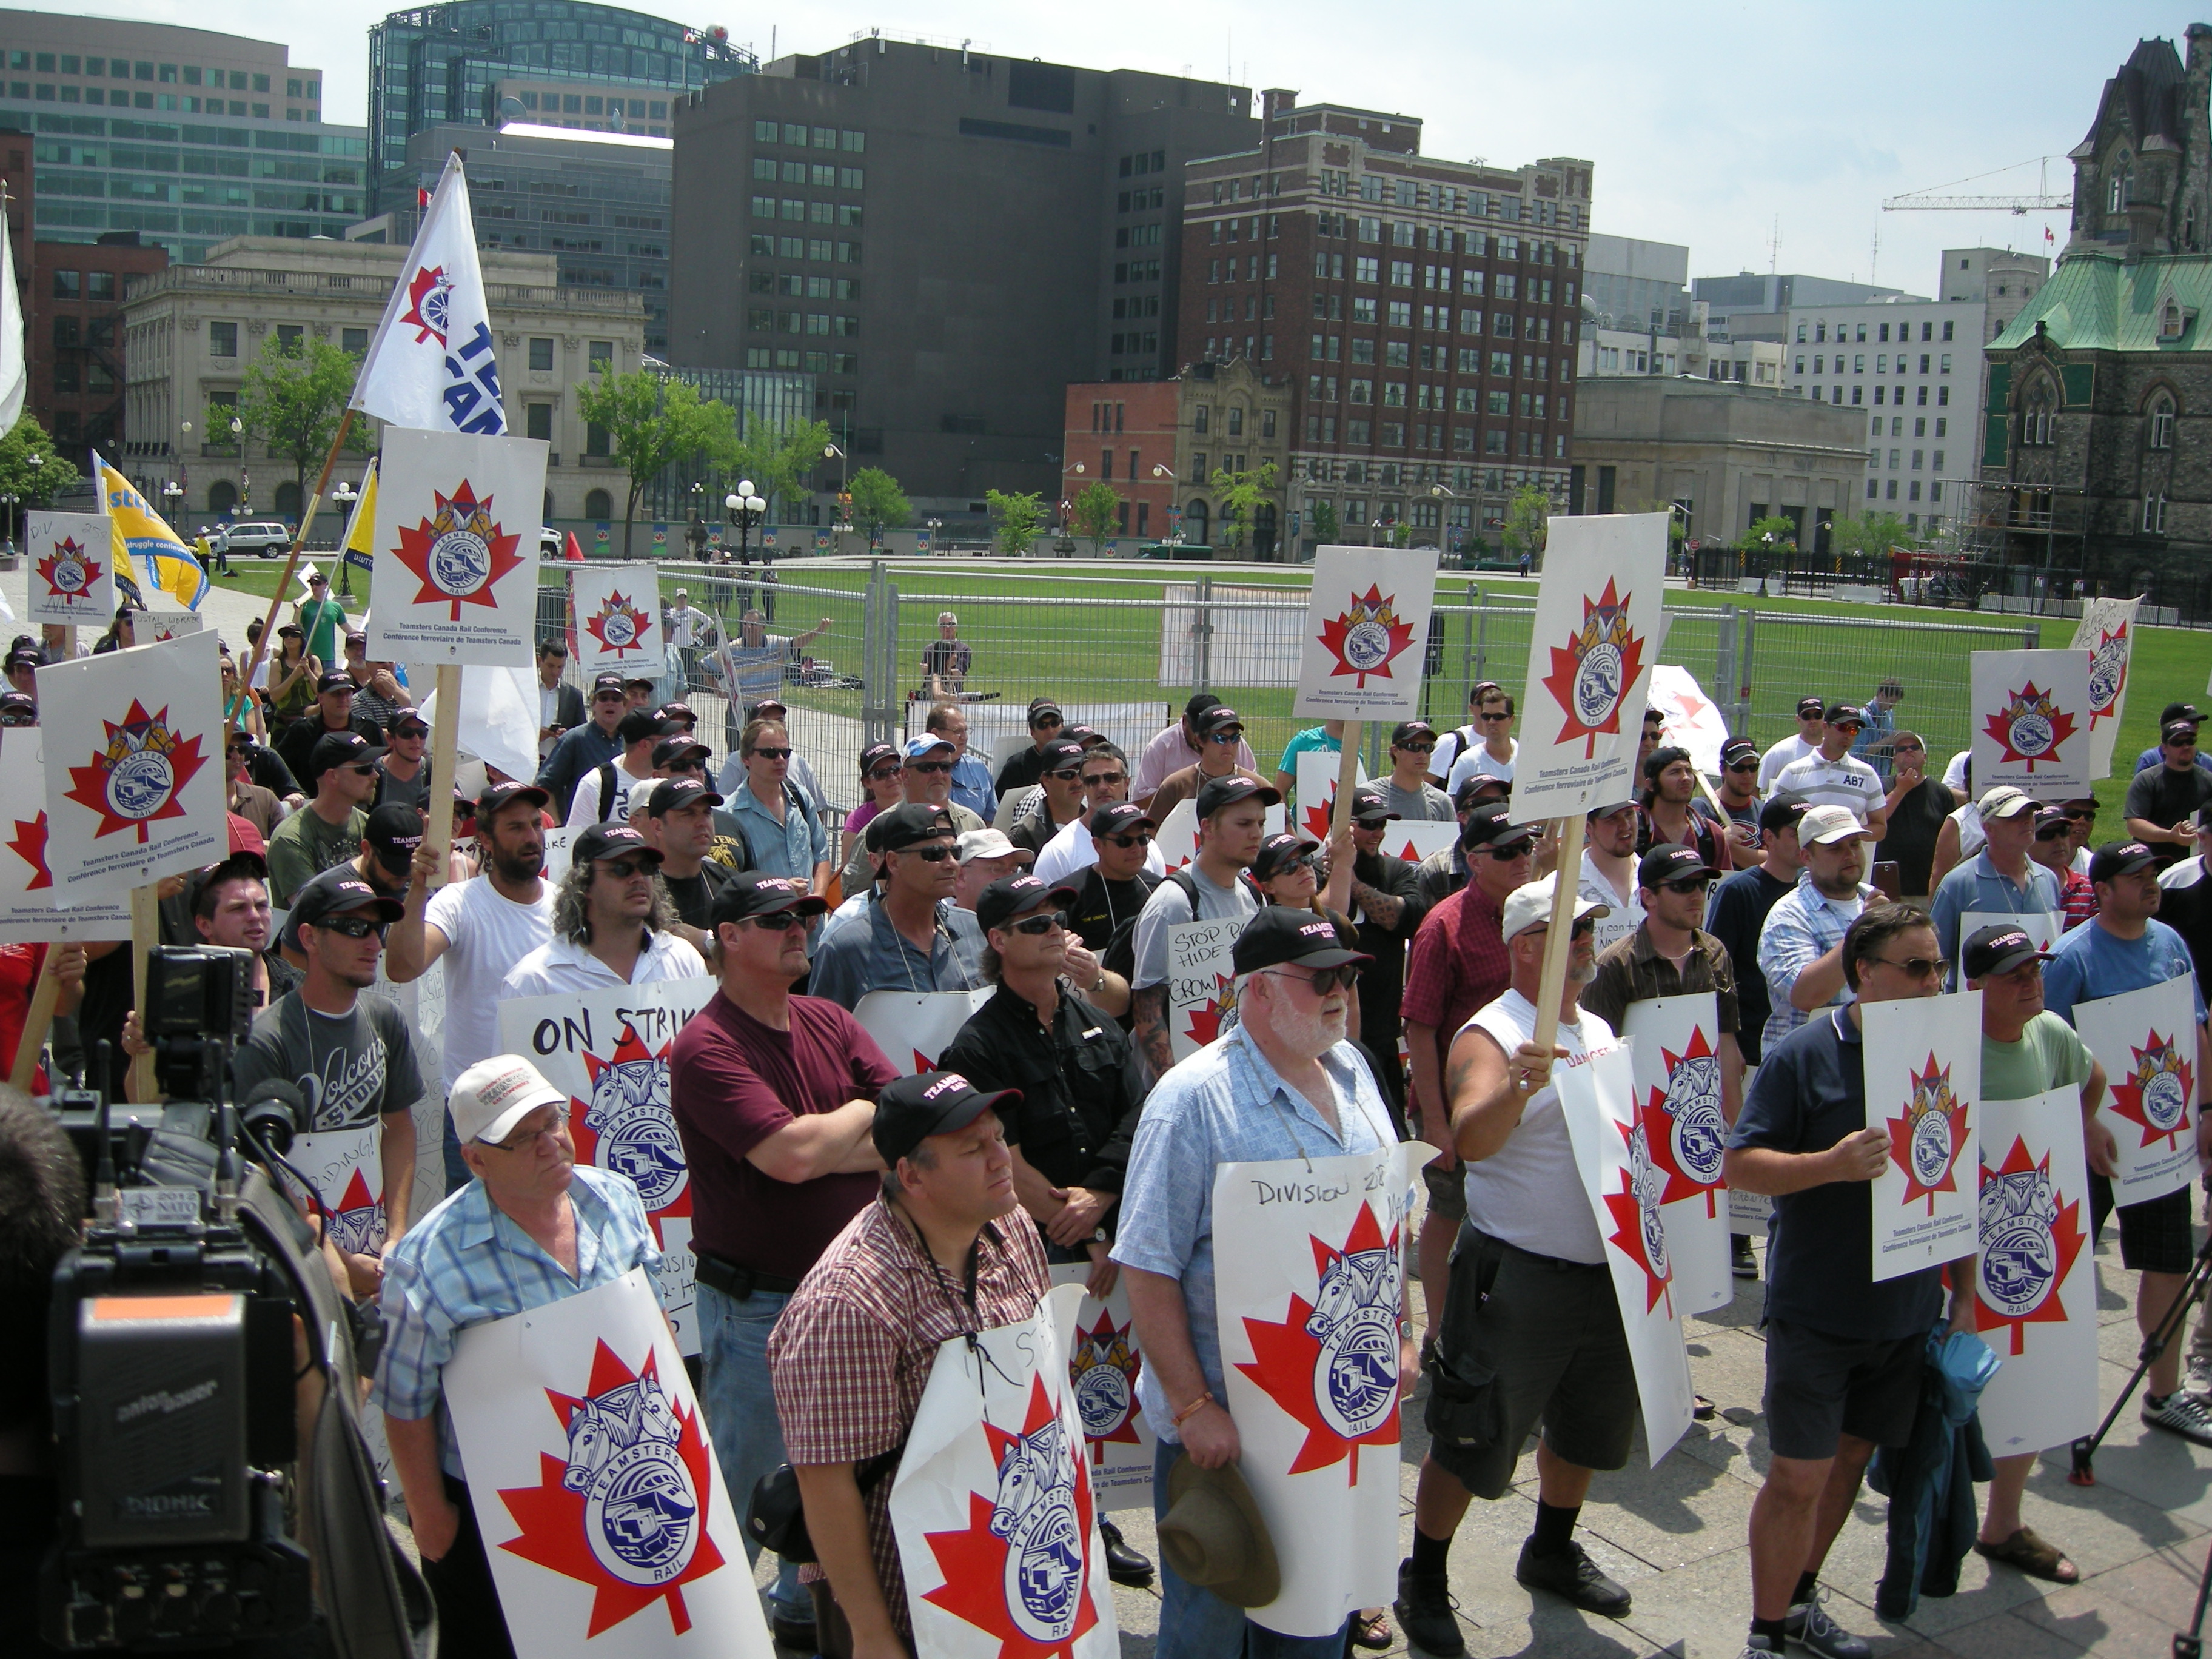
[541,526,563,558]
[220,520,294,558]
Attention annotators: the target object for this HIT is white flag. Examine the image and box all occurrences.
[354,152,506,434]
[0,197,24,432]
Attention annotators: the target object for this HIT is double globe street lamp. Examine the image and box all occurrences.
[725,481,767,563]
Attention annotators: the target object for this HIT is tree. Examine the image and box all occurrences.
[1067,478,1121,555]
[575,370,738,557]
[1500,484,1550,561]
[986,489,1044,557]
[1208,459,1279,555]
[1307,498,1340,543]
[846,466,911,541]
[237,334,358,520]
[1734,513,1800,555]
[729,413,834,521]
[0,413,80,517]
[1828,510,1915,560]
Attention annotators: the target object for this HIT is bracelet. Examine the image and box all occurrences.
[1171,1390,1216,1427]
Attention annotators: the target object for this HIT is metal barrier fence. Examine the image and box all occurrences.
[560,561,2039,820]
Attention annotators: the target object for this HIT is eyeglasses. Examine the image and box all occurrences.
[1867,955,1949,981]
[1083,771,1127,788]
[1104,831,1153,848]
[910,759,953,774]
[1659,878,1711,895]
[600,858,655,880]
[1046,766,1083,780]
[1398,741,1435,754]
[1264,964,1361,994]
[1007,910,1067,936]
[866,764,904,782]
[484,1119,565,1153]
[749,746,793,760]
[1204,730,1244,744]
[313,915,386,940]
[1484,841,1535,861]
[900,843,956,862]
[1478,710,1512,722]
[742,910,805,932]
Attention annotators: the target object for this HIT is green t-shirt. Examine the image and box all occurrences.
[1981,1009,2094,1104]
[266,805,369,907]
[297,596,347,666]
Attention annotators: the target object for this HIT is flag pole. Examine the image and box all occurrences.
[228,404,359,731]
[424,663,462,889]
[129,883,160,1103]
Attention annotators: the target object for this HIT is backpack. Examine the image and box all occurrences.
[1093,865,1165,984]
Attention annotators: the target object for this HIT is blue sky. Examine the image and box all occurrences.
[49,1,2188,295]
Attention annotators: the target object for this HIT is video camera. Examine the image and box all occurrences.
[35,946,420,1654]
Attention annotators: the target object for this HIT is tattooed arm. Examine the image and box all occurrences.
[1133,985,1175,1085]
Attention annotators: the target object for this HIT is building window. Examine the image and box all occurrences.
[209,320,237,357]
[2143,492,2167,532]
[2151,396,2176,449]
[588,340,614,370]
[585,422,611,457]
[525,403,553,441]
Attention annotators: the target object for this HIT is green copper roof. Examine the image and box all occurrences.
[1991,247,2212,353]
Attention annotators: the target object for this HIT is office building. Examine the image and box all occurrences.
[1584,233,1689,332]
[368,2,752,210]
[670,38,1259,504]
[1176,93,1590,557]
[0,10,364,261]
[1692,269,1914,344]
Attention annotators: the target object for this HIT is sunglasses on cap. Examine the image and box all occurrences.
[1006,910,1067,936]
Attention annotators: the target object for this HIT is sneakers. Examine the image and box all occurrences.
[1392,1558,1467,1657]
[2144,1389,2212,1447]
[1514,1537,1631,1618]
[1785,1587,1870,1659]
[2186,1350,2212,1401]
[1741,1640,1783,1659]
[1732,1237,1760,1279]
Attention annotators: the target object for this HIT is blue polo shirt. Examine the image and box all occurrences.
[2041,916,2205,1027]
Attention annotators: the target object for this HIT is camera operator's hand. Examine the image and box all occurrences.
[411,1489,462,1564]
[119,1008,150,1059]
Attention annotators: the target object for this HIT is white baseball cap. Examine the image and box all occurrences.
[956,827,1035,866]
[1500,873,1610,942]
[1977,785,2037,821]
[449,1054,566,1146]
[1798,803,1874,846]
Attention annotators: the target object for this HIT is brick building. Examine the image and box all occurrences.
[1062,377,1179,543]
[1061,357,1293,551]
[1176,92,1590,557]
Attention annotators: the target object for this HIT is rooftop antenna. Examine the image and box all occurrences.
[1767,215,1781,276]
[1869,227,1879,284]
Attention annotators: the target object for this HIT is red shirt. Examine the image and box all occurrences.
[1399,882,1512,1120]
[671,990,900,1279]
[0,943,49,1093]
[2057,866,2099,932]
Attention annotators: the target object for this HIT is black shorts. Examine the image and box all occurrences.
[1763,1319,1923,1461]
[1423,1227,1637,1498]
[1422,1160,1467,1223]
[2088,1176,2195,1275]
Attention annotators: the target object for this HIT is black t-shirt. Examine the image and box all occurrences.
[1704,864,1795,1067]
[2160,857,2212,1001]
[1728,1007,1945,1341]
[661,860,737,931]
[1878,777,1953,897]
[939,985,1145,1199]
[996,743,1055,795]
[2125,765,2212,866]
[229,993,423,1133]
[1067,865,1159,954]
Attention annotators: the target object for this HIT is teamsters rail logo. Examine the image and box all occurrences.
[326,1165,387,1259]
[2086,622,2130,725]
[1975,1136,2085,1356]
[2110,1031,2195,1148]
[922,1372,1102,1657]
[570,1025,691,1240]
[1237,1204,1404,1478]
[1637,1025,1728,1216]
[392,480,524,620]
[1317,585,1415,688]
[585,589,653,659]
[36,534,101,605]
[64,699,208,843]
[1604,1114,1674,1314]
[1886,1054,1971,1212]
[1982,681,2077,773]
[498,1339,723,1637]
[1540,577,1645,756]
[1067,1307,1144,1456]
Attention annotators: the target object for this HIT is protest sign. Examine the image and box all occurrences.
[1047,1265,1156,1513]
[1292,547,1439,720]
[0,731,133,942]
[1380,819,1458,866]
[289,1126,387,1259]
[1863,991,1982,1282]
[572,563,664,679]
[1294,748,1366,842]
[1647,664,1731,780]
[1166,916,1241,1060]
[25,509,115,624]
[853,988,994,1076]
[2076,976,2200,1205]
[368,427,546,664]
[1968,649,2093,796]
[1620,994,1732,1315]
[2070,595,2140,780]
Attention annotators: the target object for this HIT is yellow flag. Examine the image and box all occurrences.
[92,447,209,610]
[340,457,378,569]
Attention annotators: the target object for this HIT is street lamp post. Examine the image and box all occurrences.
[1152,464,1179,546]
[331,480,358,598]
[230,417,248,517]
[823,443,849,554]
[724,481,766,565]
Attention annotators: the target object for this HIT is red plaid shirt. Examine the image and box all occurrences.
[1399,880,1512,1127]
[768,1197,1050,1641]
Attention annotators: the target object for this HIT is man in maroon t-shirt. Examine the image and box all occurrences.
[670,871,900,1651]
[1399,801,1538,1349]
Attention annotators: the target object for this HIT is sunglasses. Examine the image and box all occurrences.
[1204,729,1244,744]
[1868,955,1949,981]
[1659,877,1711,895]
[313,915,386,940]
[1032,716,1064,729]
[749,746,793,760]
[866,764,904,782]
[1007,909,1067,936]
[2,712,35,728]
[1268,964,1361,994]
[899,843,956,862]
[600,858,655,879]
[1478,710,1512,721]
[342,763,377,777]
[1046,766,1083,780]
[910,760,953,774]
[1083,771,1127,788]
[1726,760,1758,772]
[1397,741,1435,754]
[2035,826,2070,840]
[742,910,806,931]
[1484,840,1535,860]
[1104,831,1153,848]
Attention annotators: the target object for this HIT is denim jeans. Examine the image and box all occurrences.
[697,1279,809,1622]
[1150,1439,1352,1659]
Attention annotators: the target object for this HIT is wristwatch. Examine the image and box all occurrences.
[1091,971,1107,993]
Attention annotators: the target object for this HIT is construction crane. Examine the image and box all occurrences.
[1882,156,2068,214]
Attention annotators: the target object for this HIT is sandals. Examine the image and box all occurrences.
[1351,1608,1393,1651]
[1974,1526,2079,1584]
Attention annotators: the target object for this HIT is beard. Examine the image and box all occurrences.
[1271,997,1347,1055]
[1568,958,1598,984]
[492,843,545,883]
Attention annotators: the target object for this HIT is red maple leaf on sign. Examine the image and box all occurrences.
[1885,1053,1971,1212]
[1316,584,1416,687]
[2108,1031,2196,1149]
[390,479,525,621]
[1601,1116,1674,1315]
[2086,621,2129,724]
[568,1024,691,1246]
[324,1165,386,1258]
[62,699,209,843]
[1538,577,1645,757]
[7,811,51,889]
[497,1339,726,1638]
[400,262,452,346]
[1067,1306,1143,1452]
[1235,1204,1405,1478]
[584,589,653,659]
[920,1373,1101,1659]
[1980,682,2077,773]
[1637,1025,1728,1215]
[1301,795,1334,843]
[1180,973,1236,1048]
[35,535,102,607]
[1974,1135,2086,1357]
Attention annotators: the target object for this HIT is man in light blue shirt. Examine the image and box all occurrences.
[1757,804,1879,1053]
[1115,907,1403,1659]
[924,701,999,823]
[1926,786,2060,988]
[808,803,985,1007]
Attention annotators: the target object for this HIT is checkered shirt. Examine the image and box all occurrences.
[768,1198,1050,1643]
[1755,873,1875,1054]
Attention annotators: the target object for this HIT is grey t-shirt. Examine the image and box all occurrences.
[1382,779,1456,823]
[229,993,424,1133]
[1131,866,1259,990]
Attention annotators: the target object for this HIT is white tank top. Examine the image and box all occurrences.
[1458,988,1615,1264]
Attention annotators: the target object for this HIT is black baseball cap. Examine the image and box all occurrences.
[745,697,789,721]
[571,822,662,867]
[387,708,430,736]
[1349,788,1397,823]
[865,801,957,853]
[1795,696,1825,719]
[290,867,404,930]
[591,672,627,697]
[657,702,697,727]
[1454,774,1507,808]
[858,740,902,775]
[649,776,723,816]
[1028,699,1064,727]
[1195,705,1244,738]
[1642,744,1691,781]
[617,708,668,745]
[1251,831,1320,881]
[364,802,424,859]
[622,672,657,692]
[975,873,1078,934]
[474,779,551,820]
[1229,906,1372,974]
[873,1071,1021,1166]
[1036,738,1087,772]
[2164,720,2200,745]
[652,734,711,770]
[1461,799,1538,851]
[1638,843,1719,890]
[708,871,830,927]
[1195,775,1280,817]
[1823,702,1865,728]
[1758,794,1811,834]
[1720,739,1759,769]
[1962,923,2051,981]
[2088,840,2159,883]
[2157,702,2202,726]
[2198,802,2212,830]
[0,691,33,719]
[276,622,303,639]
[2032,806,2073,837]
[1390,719,1436,746]
[315,669,355,695]
[1090,802,1155,839]
[310,730,384,775]
[1586,798,1638,821]
[1185,692,1222,720]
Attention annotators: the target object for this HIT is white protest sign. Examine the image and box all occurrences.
[1379,819,1458,866]
[852,987,993,1075]
[1729,1185,1772,1239]
[2071,595,2140,780]
[1154,798,1282,873]
[1863,991,1982,1282]
[1213,1141,1426,1638]
[1294,748,1366,842]
[36,630,224,894]
[1968,649,2093,796]
[25,510,116,624]
[0,732,133,942]
[368,427,546,664]
[289,1125,386,1258]
[1620,994,1732,1315]
[1293,546,1439,720]
[1047,1264,1156,1513]
[501,981,719,1356]
[2076,976,2200,1205]
[1649,664,1731,779]
[1962,910,2060,959]
[1974,1086,2097,1457]
[1555,1041,1696,1468]
[542,825,577,883]
[141,612,206,642]
[888,1282,1119,1659]
[444,1267,771,1658]
[572,562,665,679]
[1513,513,1667,819]
[1166,916,1241,1060]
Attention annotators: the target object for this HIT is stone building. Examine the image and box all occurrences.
[119,235,643,524]
[1980,28,2212,615]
